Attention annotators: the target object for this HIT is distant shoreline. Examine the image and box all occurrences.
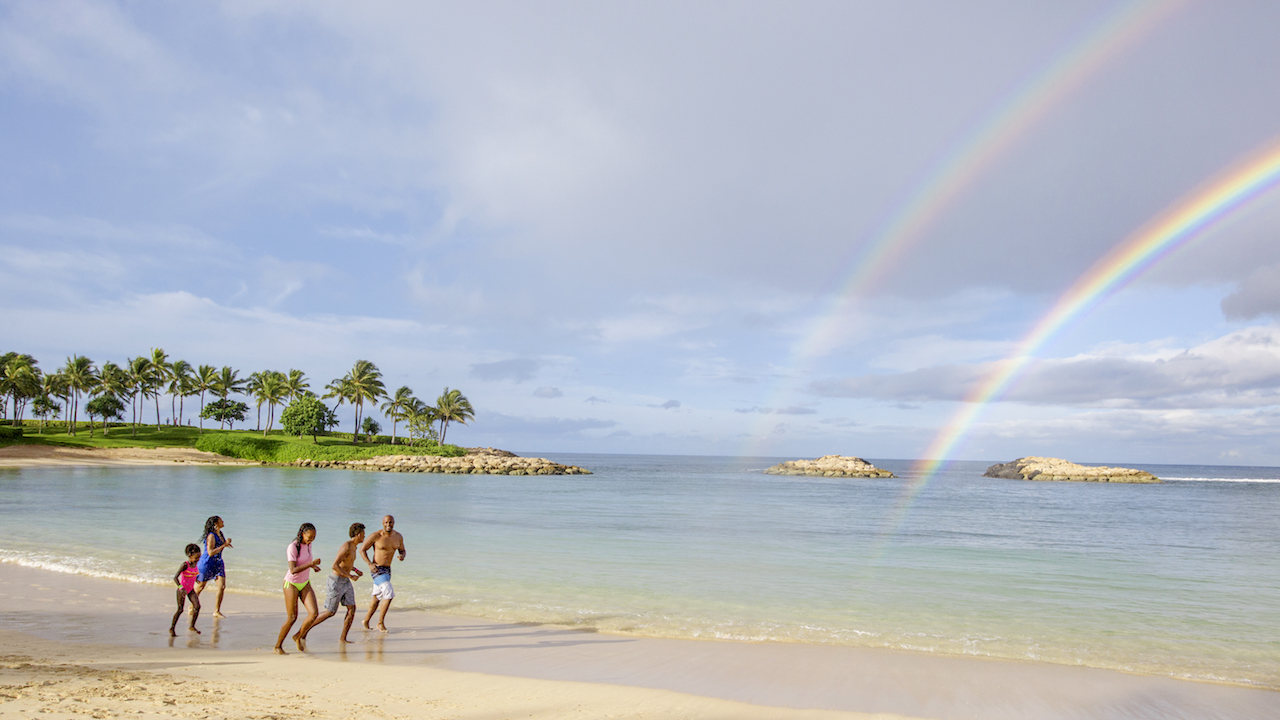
[0,444,250,468]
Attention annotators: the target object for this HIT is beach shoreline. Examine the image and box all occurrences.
[0,444,251,467]
[1,561,1276,720]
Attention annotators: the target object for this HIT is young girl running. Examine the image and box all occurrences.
[170,543,202,636]
[274,523,321,654]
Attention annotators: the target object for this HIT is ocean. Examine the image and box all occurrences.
[1,454,1277,688]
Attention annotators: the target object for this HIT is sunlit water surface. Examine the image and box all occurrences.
[1,455,1277,687]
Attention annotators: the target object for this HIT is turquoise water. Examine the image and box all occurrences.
[1,454,1277,688]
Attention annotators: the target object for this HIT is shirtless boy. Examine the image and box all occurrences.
[300,523,366,644]
[361,515,406,632]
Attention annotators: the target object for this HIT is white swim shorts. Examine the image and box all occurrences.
[371,568,396,601]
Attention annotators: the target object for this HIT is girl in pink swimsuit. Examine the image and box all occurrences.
[275,523,322,654]
[170,543,203,636]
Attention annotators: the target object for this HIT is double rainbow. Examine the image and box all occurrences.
[878,134,1280,539]
[792,0,1179,361]
[746,0,1179,451]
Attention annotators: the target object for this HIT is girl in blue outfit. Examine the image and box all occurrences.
[195,515,232,618]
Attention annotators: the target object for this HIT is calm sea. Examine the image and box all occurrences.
[1,455,1277,688]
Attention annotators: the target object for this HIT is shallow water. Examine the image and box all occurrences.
[1,454,1277,688]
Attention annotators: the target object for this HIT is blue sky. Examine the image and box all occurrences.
[3,1,1280,464]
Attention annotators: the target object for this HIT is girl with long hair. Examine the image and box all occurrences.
[195,515,232,618]
[275,522,321,654]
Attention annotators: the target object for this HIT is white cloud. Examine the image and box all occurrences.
[810,324,1280,410]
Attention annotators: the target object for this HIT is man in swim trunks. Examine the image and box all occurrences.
[360,514,406,632]
[299,522,366,644]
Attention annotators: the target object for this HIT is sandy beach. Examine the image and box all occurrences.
[1,562,1276,720]
[0,444,250,468]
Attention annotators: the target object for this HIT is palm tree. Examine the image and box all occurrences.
[259,371,287,437]
[149,348,171,428]
[124,357,153,436]
[61,356,97,436]
[434,387,474,445]
[322,376,353,433]
[193,364,218,432]
[213,366,246,430]
[168,360,193,427]
[380,386,415,446]
[341,360,386,443]
[96,362,128,436]
[37,371,67,434]
[404,397,439,445]
[283,369,310,402]
[1,354,40,427]
[246,372,265,431]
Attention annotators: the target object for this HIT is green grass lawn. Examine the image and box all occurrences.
[0,421,466,461]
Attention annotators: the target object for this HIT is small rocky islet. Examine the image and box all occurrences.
[984,456,1159,484]
[284,447,591,475]
[763,455,895,478]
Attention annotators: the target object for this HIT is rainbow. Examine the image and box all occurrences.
[792,0,1180,361]
[877,133,1280,539]
[745,0,1180,451]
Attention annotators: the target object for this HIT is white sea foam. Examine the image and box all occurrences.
[0,552,167,587]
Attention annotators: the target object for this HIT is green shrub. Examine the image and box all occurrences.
[193,433,466,463]
[0,426,24,440]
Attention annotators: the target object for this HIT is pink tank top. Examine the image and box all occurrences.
[179,562,199,593]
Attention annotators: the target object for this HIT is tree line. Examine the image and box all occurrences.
[0,350,475,445]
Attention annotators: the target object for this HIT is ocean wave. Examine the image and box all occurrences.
[0,551,281,598]
[0,552,169,586]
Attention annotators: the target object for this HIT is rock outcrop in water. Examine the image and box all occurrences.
[287,452,590,475]
[763,455,895,478]
[984,457,1158,483]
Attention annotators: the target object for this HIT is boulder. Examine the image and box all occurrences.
[984,457,1159,483]
[763,455,895,478]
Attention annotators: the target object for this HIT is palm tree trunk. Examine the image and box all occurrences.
[198,391,205,432]
[155,391,161,428]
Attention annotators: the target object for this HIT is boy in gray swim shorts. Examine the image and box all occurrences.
[299,523,366,644]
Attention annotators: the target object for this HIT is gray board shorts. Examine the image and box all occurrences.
[323,575,356,613]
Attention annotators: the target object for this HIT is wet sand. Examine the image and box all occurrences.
[1,563,1275,719]
[0,444,249,467]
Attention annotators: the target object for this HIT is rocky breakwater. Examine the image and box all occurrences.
[763,455,895,478]
[984,456,1159,483]
[289,449,591,475]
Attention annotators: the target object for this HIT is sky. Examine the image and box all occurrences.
[2,0,1280,464]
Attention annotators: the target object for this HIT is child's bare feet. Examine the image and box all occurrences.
[293,633,306,652]
[274,646,287,655]
[189,626,201,634]
[213,612,227,619]
[169,628,177,637]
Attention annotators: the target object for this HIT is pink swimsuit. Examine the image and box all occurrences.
[179,561,199,594]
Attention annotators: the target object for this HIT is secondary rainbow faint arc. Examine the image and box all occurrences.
[875,134,1280,541]
[792,0,1181,362]
[744,0,1180,452]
